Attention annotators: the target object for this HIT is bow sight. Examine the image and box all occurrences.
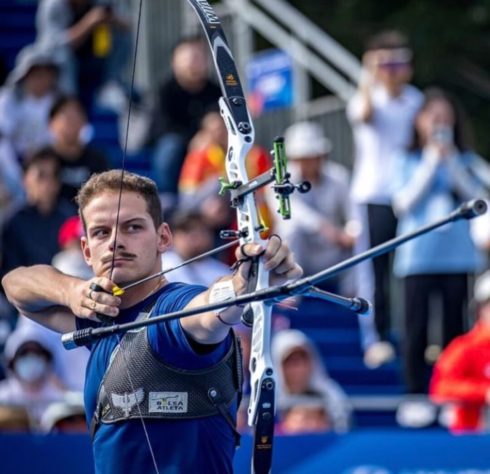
[219,136,311,220]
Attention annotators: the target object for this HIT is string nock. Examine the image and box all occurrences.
[112,286,125,297]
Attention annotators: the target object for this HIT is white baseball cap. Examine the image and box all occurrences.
[284,121,332,159]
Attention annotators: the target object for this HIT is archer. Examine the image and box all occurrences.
[2,170,302,474]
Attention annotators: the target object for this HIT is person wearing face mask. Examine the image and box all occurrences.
[391,89,489,422]
[0,325,66,428]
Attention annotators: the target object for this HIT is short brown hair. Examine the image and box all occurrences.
[76,170,163,229]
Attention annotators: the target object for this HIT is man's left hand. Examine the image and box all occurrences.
[233,235,303,294]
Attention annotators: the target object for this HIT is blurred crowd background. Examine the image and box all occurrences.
[0,0,489,445]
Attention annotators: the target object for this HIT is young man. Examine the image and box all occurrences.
[48,95,109,204]
[2,170,302,473]
[0,148,75,278]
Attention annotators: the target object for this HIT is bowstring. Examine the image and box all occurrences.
[106,0,159,472]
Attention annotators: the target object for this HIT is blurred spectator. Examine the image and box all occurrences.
[392,88,488,401]
[430,271,490,433]
[347,30,423,360]
[17,314,89,393]
[36,0,132,109]
[278,394,332,435]
[40,393,87,433]
[52,215,92,280]
[0,45,61,219]
[272,329,351,433]
[48,95,110,205]
[267,121,357,295]
[0,325,66,428]
[179,111,271,241]
[148,36,221,204]
[0,148,75,278]
[0,405,31,432]
[162,211,230,286]
[0,44,60,161]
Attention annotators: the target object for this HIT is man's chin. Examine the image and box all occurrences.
[103,268,136,287]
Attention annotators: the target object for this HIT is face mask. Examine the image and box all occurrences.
[432,125,454,146]
[13,354,49,383]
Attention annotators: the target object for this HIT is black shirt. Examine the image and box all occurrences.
[57,145,110,206]
[149,77,221,143]
[0,200,75,276]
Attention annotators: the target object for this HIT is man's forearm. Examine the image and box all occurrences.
[2,264,79,313]
[181,277,244,344]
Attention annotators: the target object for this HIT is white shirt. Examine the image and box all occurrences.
[347,84,423,205]
[0,87,55,156]
[0,377,66,426]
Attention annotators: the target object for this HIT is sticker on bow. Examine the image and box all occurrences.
[149,392,188,413]
[111,388,145,417]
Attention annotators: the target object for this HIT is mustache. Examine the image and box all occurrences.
[101,252,137,264]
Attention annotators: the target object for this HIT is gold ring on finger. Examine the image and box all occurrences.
[92,300,96,310]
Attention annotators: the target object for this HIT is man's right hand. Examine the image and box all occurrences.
[71,277,121,323]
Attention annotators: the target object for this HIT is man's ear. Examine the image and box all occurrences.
[80,236,93,266]
[157,222,173,254]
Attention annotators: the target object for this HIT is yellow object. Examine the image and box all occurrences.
[112,286,125,296]
[93,25,112,57]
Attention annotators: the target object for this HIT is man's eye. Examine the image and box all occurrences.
[128,224,142,231]
[92,229,108,238]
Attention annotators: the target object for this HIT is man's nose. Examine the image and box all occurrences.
[108,231,126,251]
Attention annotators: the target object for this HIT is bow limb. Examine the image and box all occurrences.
[186,1,275,472]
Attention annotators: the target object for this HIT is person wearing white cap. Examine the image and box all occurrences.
[430,271,490,432]
[267,121,357,295]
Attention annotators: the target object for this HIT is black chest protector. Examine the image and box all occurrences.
[90,310,243,443]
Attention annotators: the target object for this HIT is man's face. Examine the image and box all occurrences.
[172,42,209,87]
[23,158,60,211]
[290,156,323,183]
[81,191,171,286]
[172,224,213,260]
[50,101,86,145]
[372,48,412,90]
[23,65,58,98]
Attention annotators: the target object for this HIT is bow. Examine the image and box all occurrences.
[186,2,307,472]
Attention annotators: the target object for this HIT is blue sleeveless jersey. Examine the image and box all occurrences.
[77,282,236,474]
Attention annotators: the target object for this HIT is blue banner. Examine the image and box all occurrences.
[246,48,293,115]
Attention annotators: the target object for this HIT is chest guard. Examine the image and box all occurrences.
[91,324,243,439]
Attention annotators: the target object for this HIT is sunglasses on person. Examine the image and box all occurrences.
[378,61,411,71]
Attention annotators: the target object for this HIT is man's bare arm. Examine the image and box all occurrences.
[2,265,120,334]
